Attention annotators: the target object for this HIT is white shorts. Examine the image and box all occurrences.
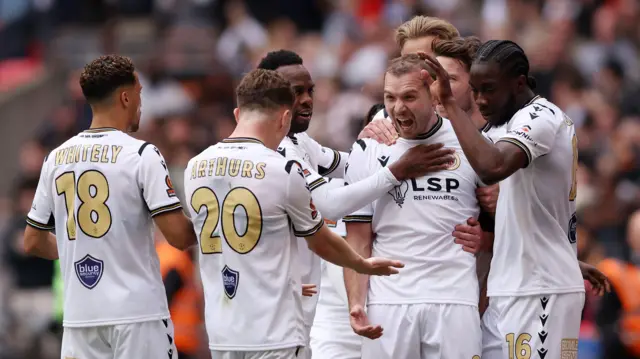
[310,321,361,359]
[482,292,585,359]
[61,318,177,359]
[212,347,305,359]
[362,303,481,359]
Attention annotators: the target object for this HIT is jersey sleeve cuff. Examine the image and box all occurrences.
[497,137,532,167]
[381,167,401,186]
[293,218,324,237]
[26,216,55,230]
[318,149,341,176]
[343,214,373,223]
[308,177,327,192]
[150,202,183,217]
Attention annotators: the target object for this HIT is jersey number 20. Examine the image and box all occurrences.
[55,170,112,240]
[190,187,263,255]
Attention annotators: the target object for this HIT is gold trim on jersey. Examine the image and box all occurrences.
[83,127,120,133]
[320,149,341,176]
[221,137,264,145]
[308,178,327,191]
[497,137,532,166]
[150,202,182,217]
[293,218,324,237]
[415,115,443,140]
[26,216,55,230]
[343,214,373,223]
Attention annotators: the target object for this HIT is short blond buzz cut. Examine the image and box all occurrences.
[395,16,460,49]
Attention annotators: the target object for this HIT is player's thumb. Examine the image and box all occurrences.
[467,217,479,226]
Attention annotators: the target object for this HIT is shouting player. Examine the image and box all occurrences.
[422,40,586,359]
[257,50,453,359]
[344,54,489,359]
[183,69,403,359]
[23,55,197,358]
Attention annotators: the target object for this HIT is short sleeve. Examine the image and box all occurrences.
[497,104,561,166]
[342,139,375,223]
[137,143,182,217]
[284,163,324,237]
[304,135,345,177]
[279,145,328,192]
[26,158,55,230]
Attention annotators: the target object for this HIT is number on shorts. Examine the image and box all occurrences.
[190,187,263,255]
[55,170,112,240]
[506,333,532,359]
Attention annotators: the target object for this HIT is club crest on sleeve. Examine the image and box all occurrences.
[165,175,176,198]
[75,254,104,289]
[222,265,240,299]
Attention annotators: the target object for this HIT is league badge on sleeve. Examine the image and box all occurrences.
[165,175,176,198]
[75,254,104,289]
[222,265,240,299]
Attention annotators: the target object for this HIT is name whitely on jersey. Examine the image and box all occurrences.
[183,137,323,351]
[27,128,179,327]
[344,117,484,306]
[485,96,584,297]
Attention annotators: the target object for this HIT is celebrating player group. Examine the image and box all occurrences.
[23,13,611,359]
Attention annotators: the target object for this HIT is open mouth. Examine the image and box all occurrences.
[396,118,414,130]
[297,110,312,121]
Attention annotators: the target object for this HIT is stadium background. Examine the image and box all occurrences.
[0,0,639,358]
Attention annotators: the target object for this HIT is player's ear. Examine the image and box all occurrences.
[233,108,240,123]
[120,90,129,108]
[281,108,292,130]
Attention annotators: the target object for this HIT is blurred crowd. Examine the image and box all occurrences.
[2,0,640,358]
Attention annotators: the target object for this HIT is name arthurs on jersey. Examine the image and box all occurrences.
[54,144,123,166]
[188,157,266,180]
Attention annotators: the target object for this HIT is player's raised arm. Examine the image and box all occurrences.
[284,163,403,275]
[24,157,59,260]
[300,139,454,221]
[138,144,197,250]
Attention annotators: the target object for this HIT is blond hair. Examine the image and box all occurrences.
[395,16,460,49]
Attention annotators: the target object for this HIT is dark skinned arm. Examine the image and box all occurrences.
[441,99,528,185]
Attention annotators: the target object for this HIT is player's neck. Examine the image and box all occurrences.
[469,108,487,131]
[230,121,280,151]
[90,111,128,132]
[515,88,537,109]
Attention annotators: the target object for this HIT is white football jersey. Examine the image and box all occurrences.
[183,137,324,351]
[344,117,484,306]
[314,219,350,324]
[276,133,347,328]
[27,128,178,327]
[485,96,584,297]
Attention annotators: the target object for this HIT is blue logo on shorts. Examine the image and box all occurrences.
[75,254,104,289]
[222,265,239,299]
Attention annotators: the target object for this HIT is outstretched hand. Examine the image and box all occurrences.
[417,52,454,105]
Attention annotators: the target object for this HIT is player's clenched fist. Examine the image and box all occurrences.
[356,257,404,276]
[349,304,383,339]
[389,143,455,180]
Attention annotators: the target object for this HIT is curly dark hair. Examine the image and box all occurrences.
[79,55,136,103]
[236,69,294,111]
[257,50,303,71]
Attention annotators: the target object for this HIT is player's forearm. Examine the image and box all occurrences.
[313,168,398,220]
[154,210,198,250]
[307,227,366,271]
[443,100,508,184]
[23,227,58,260]
[344,230,372,308]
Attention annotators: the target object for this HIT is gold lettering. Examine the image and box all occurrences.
[55,148,67,165]
[74,145,82,163]
[82,145,91,162]
[255,162,266,179]
[228,159,241,177]
[66,146,76,164]
[90,145,101,162]
[111,146,122,163]
[208,159,216,177]
[198,160,207,178]
[191,161,198,180]
[216,157,228,176]
[241,160,254,178]
[100,145,109,163]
